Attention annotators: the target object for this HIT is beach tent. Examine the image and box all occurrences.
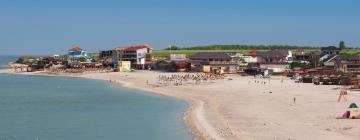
[349,103,358,108]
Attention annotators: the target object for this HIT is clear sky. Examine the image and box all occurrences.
[0,0,359,55]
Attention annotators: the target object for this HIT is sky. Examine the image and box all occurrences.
[0,0,359,55]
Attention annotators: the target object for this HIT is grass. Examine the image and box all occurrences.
[152,48,360,58]
[152,50,249,58]
[152,49,319,58]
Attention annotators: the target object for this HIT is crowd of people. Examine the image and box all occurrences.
[157,73,225,86]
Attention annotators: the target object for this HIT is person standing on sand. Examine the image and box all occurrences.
[293,97,296,104]
[337,87,348,102]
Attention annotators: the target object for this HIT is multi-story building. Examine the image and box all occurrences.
[67,46,93,64]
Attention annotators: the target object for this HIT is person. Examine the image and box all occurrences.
[338,87,348,102]
[293,97,296,104]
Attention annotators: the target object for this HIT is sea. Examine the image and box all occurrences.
[0,56,192,140]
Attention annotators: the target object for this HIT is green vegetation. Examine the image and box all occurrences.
[152,50,253,58]
[152,49,319,58]
[339,41,346,50]
[78,57,87,62]
[169,44,318,50]
[16,56,38,65]
[153,44,359,58]
[154,44,322,58]
[164,45,180,50]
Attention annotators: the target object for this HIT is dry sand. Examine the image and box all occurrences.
[2,69,360,140]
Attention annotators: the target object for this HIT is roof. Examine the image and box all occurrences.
[69,46,83,51]
[124,44,152,51]
[249,49,257,56]
[258,62,289,65]
[191,52,231,60]
[321,46,341,51]
[114,47,126,51]
[256,50,289,58]
[209,61,238,66]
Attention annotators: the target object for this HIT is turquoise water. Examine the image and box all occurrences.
[0,57,192,140]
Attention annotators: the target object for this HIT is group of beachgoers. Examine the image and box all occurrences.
[248,75,273,85]
[157,73,225,86]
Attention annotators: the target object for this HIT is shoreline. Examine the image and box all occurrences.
[2,68,360,140]
[0,69,212,140]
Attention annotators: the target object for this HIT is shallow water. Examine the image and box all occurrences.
[0,70,192,139]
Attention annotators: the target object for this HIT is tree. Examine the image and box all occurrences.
[164,45,179,50]
[78,57,87,62]
[339,41,346,50]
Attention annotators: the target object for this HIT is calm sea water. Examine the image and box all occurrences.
[0,57,192,140]
[0,55,18,69]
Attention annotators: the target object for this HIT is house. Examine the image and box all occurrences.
[67,46,93,64]
[99,44,153,70]
[321,46,341,55]
[252,50,292,73]
[256,49,292,63]
[99,47,124,67]
[293,48,311,63]
[190,52,238,74]
[122,44,153,69]
[170,54,187,61]
[333,56,360,73]
[258,62,290,73]
[167,54,190,72]
[243,56,258,63]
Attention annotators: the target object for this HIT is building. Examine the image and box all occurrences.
[168,54,190,72]
[252,50,292,73]
[258,62,290,73]
[293,48,311,63]
[170,54,187,61]
[333,56,360,73]
[122,44,153,69]
[98,44,153,70]
[256,49,292,63]
[190,52,238,74]
[321,46,341,55]
[99,47,124,67]
[67,46,93,64]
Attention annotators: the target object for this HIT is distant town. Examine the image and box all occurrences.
[8,41,360,87]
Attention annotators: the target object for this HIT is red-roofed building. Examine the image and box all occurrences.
[68,46,93,64]
[122,44,152,69]
[99,44,153,70]
[69,46,84,51]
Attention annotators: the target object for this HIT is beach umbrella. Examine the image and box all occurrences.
[349,103,358,109]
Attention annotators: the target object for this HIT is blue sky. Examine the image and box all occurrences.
[0,0,359,55]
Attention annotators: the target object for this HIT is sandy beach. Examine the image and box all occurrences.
[2,69,360,140]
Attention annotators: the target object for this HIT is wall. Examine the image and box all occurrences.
[260,64,289,73]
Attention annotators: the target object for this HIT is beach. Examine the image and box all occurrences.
[2,69,360,140]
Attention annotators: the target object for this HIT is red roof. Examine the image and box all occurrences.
[69,46,83,51]
[114,47,126,51]
[124,44,151,51]
[249,49,257,56]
